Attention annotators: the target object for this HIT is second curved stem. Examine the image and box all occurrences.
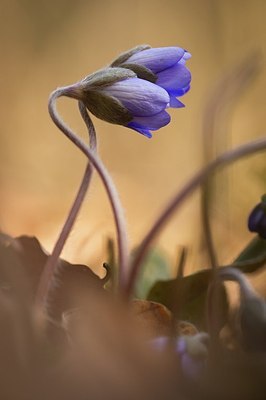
[126,136,266,297]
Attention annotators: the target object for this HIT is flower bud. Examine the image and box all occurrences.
[79,67,170,138]
[248,194,266,239]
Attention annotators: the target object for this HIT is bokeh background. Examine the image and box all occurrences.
[0,0,265,275]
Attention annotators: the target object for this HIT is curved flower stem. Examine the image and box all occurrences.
[200,57,262,341]
[201,188,218,270]
[125,136,266,297]
[206,266,260,342]
[36,86,129,308]
[35,101,96,308]
[217,266,257,300]
[78,101,97,150]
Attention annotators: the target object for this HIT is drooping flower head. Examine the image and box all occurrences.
[111,45,192,108]
[248,194,266,239]
[70,44,191,138]
[77,67,170,138]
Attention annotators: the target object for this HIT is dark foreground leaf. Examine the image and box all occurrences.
[0,232,107,319]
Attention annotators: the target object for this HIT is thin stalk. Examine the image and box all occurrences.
[201,188,218,269]
[35,102,96,308]
[217,266,258,300]
[125,136,266,297]
[200,55,261,339]
[38,86,129,304]
[206,266,259,341]
[200,53,261,273]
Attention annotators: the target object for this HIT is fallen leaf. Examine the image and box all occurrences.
[0,232,107,319]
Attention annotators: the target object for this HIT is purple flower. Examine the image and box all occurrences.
[111,46,191,108]
[80,67,170,138]
[248,195,266,239]
[150,333,209,380]
[77,45,191,137]
[102,77,170,137]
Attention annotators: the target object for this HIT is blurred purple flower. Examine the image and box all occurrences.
[151,333,209,380]
[248,195,266,239]
[112,46,191,108]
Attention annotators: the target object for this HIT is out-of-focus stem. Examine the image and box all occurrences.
[126,136,266,297]
[201,52,261,273]
[217,267,257,300]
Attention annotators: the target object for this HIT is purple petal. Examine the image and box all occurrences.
[126,47,185,73]
[169,96,185,108]
[101,78,169,117]
[150,336,169,350]
[128,110,170,137]
[174,84,191,97]
[156,64,191,95]
[178,51,192,65]
[130,110,170,129]
[176,337,187,354]
[181,354,204,380]
[128,126,153,138]
[248,204,264,232]
[248,203,266,238]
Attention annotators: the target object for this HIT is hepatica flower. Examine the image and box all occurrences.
[248,194,266,239]
[111,45,192,108]
[151,333,209,380]
[75,45,191,138]
[79,67,170,138]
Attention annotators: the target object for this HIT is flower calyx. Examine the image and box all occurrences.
[80,68,136,126]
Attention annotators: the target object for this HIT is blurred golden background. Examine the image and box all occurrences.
[0,0,265,274]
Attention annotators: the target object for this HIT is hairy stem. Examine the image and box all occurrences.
[36,86,129,308]
[126,136,266,297]
[35,102,96,308]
